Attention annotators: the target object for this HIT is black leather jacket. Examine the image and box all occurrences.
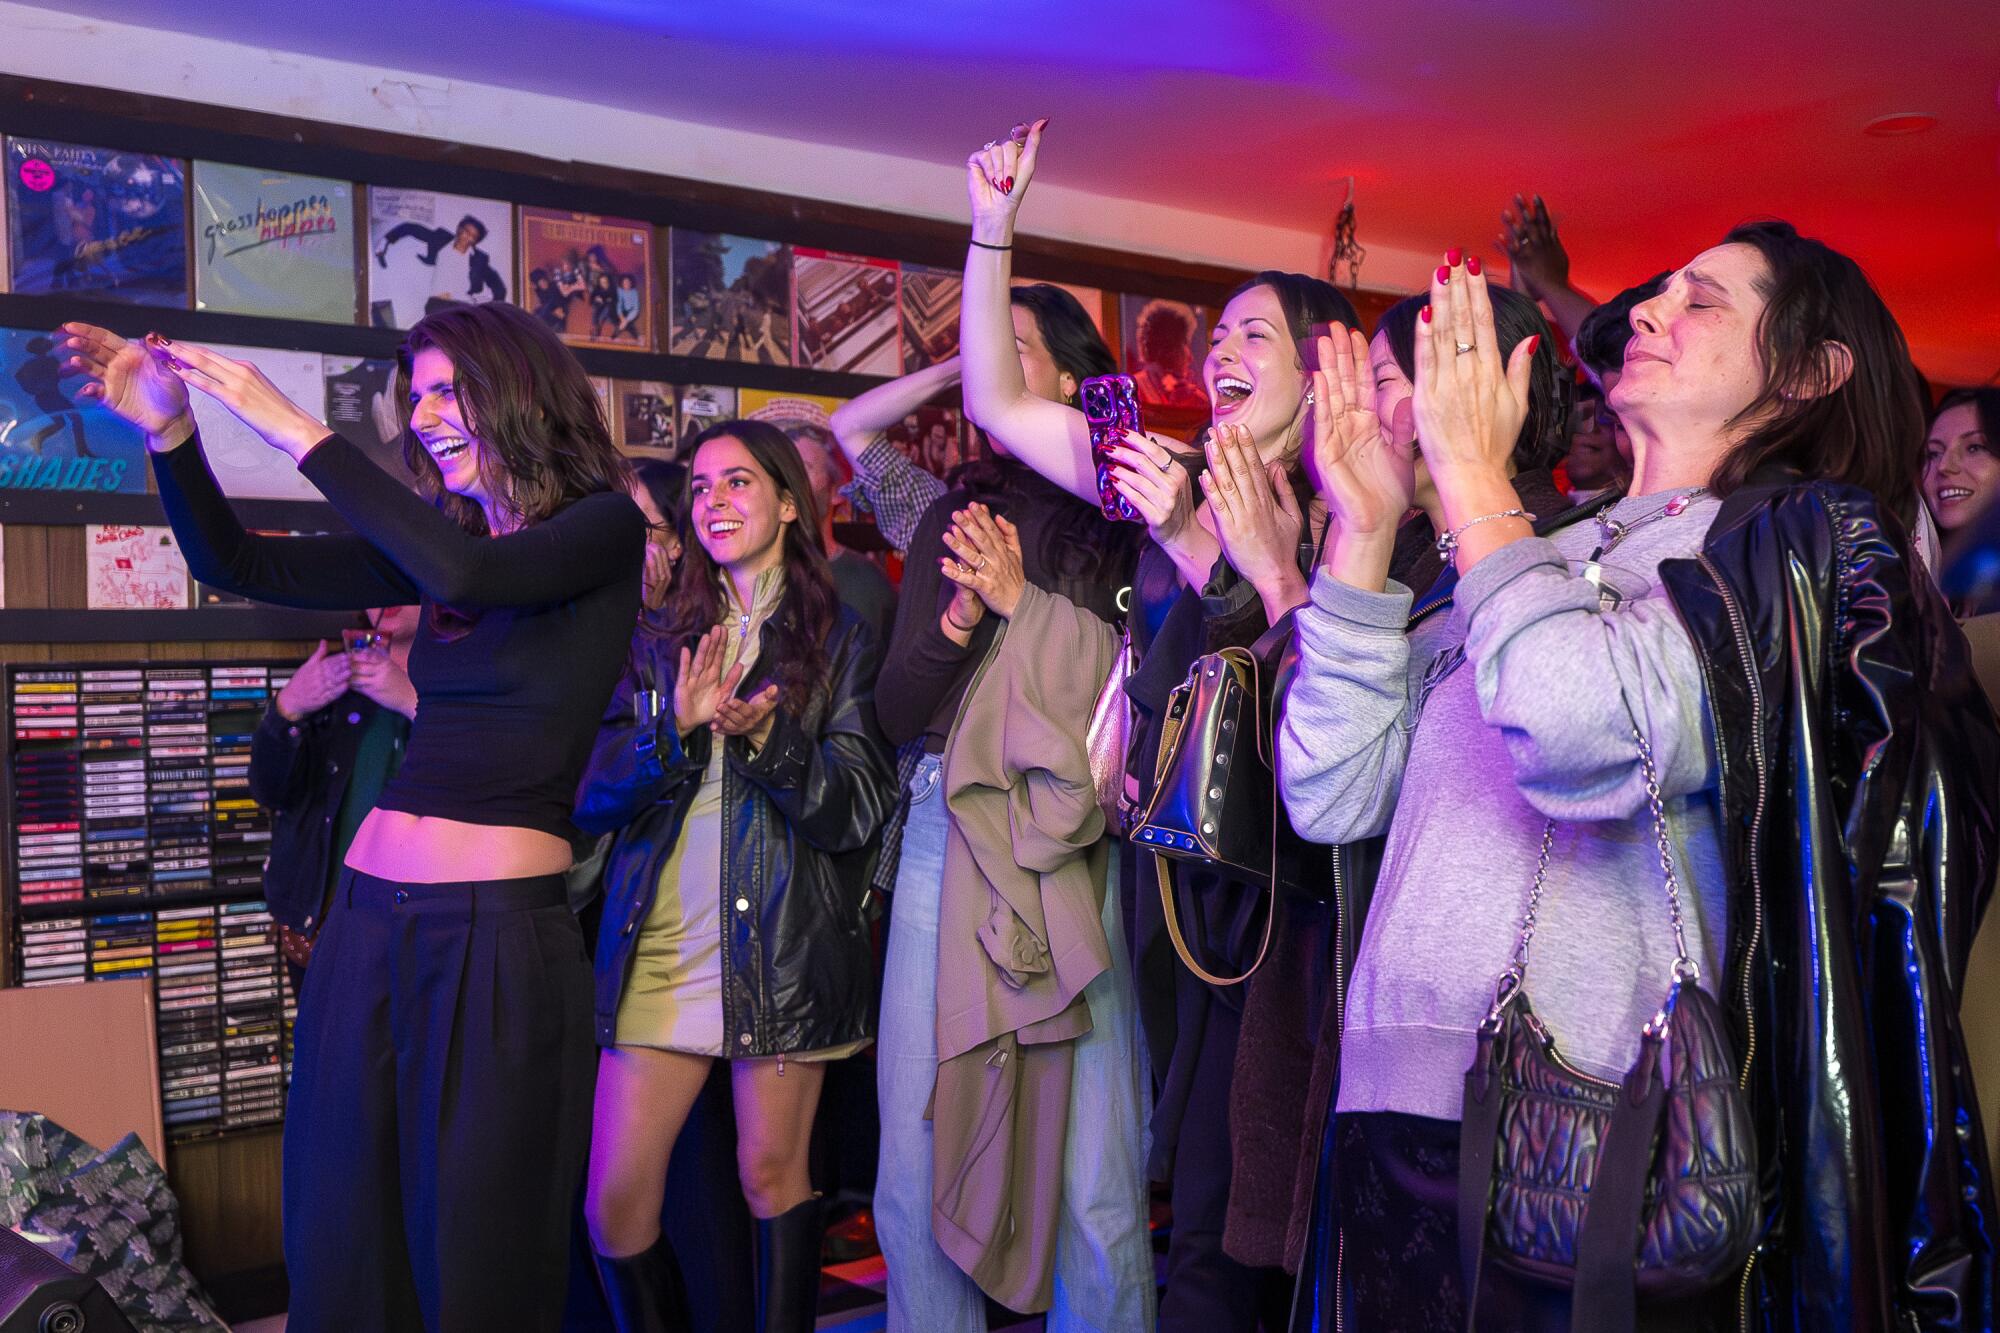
[575,609,895,1054]
[1656,473,1998,1331]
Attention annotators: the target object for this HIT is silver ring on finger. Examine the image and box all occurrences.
[984,140,998,150]
[1455,342,1475,356]
[974,556,987,571]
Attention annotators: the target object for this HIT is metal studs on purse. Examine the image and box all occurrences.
[1457,728,1758,1333]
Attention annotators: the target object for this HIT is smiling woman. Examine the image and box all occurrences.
[57,300,645,1333]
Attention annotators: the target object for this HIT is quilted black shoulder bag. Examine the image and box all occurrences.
[1457,727,1759,1333]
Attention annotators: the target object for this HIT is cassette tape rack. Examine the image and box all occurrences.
[5,661,299,1141]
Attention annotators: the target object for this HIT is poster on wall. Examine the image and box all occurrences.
[0,327,147,494]
[185,343,327,501]
[885,404,971,480]
[86,524,190,610]
[900,264,961,370]
[366,188,513,329]
[793,249,900,376]
[191,162,358,323]
[322,355,413,482]
[676,384,737,455]
[613,380,678,463]
[668,231,792,366]
[517,208,653,350]
[3,137,189,307]
[1118,293,1210,441]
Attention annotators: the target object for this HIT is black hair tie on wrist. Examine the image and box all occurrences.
[969,238,1013,251]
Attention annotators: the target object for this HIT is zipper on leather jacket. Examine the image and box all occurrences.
[1697,551,1769,1333]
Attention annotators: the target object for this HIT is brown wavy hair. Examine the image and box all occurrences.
[658,419,837,714]
[1707,220,1927,522]
[396,301,632,535]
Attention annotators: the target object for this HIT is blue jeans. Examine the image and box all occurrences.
[875,754,1156,1331]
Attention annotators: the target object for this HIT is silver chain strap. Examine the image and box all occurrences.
[1483,723,1697,1031]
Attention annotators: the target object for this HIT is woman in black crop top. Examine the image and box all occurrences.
[60,304,645,1333]
[574,420,893,1333]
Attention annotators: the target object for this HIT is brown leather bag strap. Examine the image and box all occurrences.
[1154,851,1275,987]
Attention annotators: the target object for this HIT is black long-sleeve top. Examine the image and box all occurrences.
[875,461,1140,751]
[153,431,644,839]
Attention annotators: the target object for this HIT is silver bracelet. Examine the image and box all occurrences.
[1435,508,1534,557]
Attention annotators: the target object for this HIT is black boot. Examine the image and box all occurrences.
[593,1234,692,1333]
[753,1198,822,1333]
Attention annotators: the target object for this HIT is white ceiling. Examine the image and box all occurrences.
[20,0,2000,384]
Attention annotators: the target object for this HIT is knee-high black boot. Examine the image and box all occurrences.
[753,1198,822,1333]
[593,1234,692,1333]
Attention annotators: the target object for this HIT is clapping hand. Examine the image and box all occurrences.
[1411,254,1536,485]
[1305,328,1416,536]
[674,626,748,735]
[275,641,351,722]
[1201,422,1307,616]
[941,502,1027,619]
[57,322,192,441]
[715,684,781,749]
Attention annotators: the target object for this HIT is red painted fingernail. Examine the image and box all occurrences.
[1435,265,1450,284]
[1446,249,1462,267]
[1420,307,1433,324]
[1466,255,1482,276]
[1525,334,1542,354]
[1002,177,1014,193]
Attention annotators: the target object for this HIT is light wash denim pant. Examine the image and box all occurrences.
[875,754,1156,1332]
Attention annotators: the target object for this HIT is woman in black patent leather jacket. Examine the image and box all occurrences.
[1287,223,1997,1333]
[574,419,895,1333]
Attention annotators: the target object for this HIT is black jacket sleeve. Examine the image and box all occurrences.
[248,700,319,813]
[733,617,897,856]
[572,642,708,838]
[153,432,423,610]
[875,494,986,747]
[295,435,646,610]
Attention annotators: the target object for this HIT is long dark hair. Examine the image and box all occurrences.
[1004,284,1116,406]
[1707,220,1927,520]
[659,420,837,713]
[1379,285,1570,472]
[1574,272,1670,379]
[397,301,632,535]
[1226,270,1363,352]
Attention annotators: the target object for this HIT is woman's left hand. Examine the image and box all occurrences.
[715,683,781,749]
[941,502,1027,618]
[149,337,334,462]
[1202,422,1306,611]
[1412,254,1537,490]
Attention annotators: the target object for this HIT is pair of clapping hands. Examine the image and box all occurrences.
[673,631,780,747]
[277,636,417,723]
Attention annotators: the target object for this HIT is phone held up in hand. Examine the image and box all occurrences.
[341,628,386,657]
[1080,374,1146,524]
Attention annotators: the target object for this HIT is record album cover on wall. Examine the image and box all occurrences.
[613,380,678,462]
[899,264,961,371]
[518,208,653,351]
[675,383,738,454]
[0,326,148,494]
[3,137,189,308]
[668,230,792,366]
[184,342,327,501]
[367,188,514,329]
[1118,292,1210,441]
[322,355,414,482]
[191,162,358,323]
[793,249,900,376]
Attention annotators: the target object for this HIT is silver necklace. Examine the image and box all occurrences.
[1591,488,1709,558]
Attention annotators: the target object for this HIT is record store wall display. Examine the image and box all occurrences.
[518,207,654,351]
[3,136,189,307]
[0,324,149,494]
[6,660,297,1140]
[366,187,513,330]
[190,162,359,324]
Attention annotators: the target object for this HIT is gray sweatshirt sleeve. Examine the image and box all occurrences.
[1455,536,1714,821]
[1276,567,1417,845]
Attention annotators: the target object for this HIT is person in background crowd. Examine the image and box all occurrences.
[1557,382,1628,501]
[1283,226,1995,1329]
[1922,388,2000,539]
[1573,273,1669,400]
[577,420,894,1333]
[249,604,420,990]
[789,427,898,645]
[960,118,1360,1331]
[60,300,645,1333]
[1497,193,1601,350]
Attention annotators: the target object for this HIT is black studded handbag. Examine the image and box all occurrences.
[1131,614,1313,985]
[1457,727,1759,1333]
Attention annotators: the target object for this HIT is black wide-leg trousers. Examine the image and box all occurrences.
[282,869,596,1333]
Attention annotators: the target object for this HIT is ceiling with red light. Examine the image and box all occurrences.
[23,0,2000,385]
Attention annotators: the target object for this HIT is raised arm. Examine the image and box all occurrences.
[959,121,1098,501]
[829,362,956,552]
